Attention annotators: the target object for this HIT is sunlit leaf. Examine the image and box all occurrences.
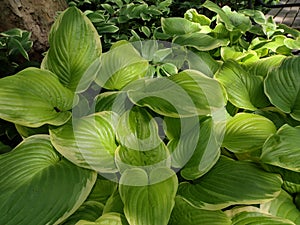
[215,60,269,110]
[247,55,286,77]
[0,67,77,127]
[119,167,178,225]
[42,7,102,92]
[50,111,118,173]
[223,113,276,153]
[95,41,148,90]
[126,70,226,118]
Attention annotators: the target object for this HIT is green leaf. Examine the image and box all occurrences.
[261,190,300,224]
[63,201,104,225]
[86,176,117,204]
[215,60,269,110]
[126,70,226,118]
[262,164,300,194]
[7,38,29,60]
[119,167,178,225]
[227,206,295,225]
[42,7,102,92]
[93,91,129,116]
[220,47,259,65]
[115,143,170,174]
[97,24,119,34]
[180,117,222,180]
[116,107,162,151]
[265,57,300,121]
[76,212,129,225]
[15,124,49,138]
[261,125,300,172]
[161,17,201,35]
[177,156,282,210]
[103,190,124,215]
[186,51,221,78]
[222,5,252,33]
[202,1,252,33]
[247,55,286,77]
[0,141,11,154]
[173,32,229,51]
[95,41,148,90]
[0,135,97,225]
[184,9,211,26]
[223,113,276,153]
[0,67,77,127]
[169,197,231,225]
[201,1,238,31]
[284,38,300,50]
[50,111,118,173]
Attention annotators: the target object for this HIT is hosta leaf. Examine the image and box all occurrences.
[95,41,148,90]
[247,55,286,77]
[187,51,221,78]
[177,156,282,210]
[202,1,251,33]
[76,212,129,225]
[115,143,170,174]
[180,117,222,180]
[173,32,229,51]
[223,113,276,153]
[284,38,300,50]
[167,116,223,179]
[126,70,226,118]
[0,135,97,225]
[63,201,104,225]
[42,7,102,92]
[0,67,77,127]
[169,197,231,225]
[202,0,235,31]
[261,124,300,172]
[184,9,211,26]
[262,164,300,194]
[161,17,201,35]
[220,47,259,65]
[265,57,300,121]
[261,190,300,224]
[116,107,161,150]
[15,124,49,138]
[163,116,202,140]
[227,206,295,225]
[222,5,252,33]
[86,176,117,204]
[50,111,118,173]
[103,190,124,214]
[215,60,269,110]
[93,91,129,116]
[119,167,178,225]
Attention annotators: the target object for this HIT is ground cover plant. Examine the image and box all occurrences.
[1,1,300,224]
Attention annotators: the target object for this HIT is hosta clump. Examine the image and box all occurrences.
[0,3,300,225]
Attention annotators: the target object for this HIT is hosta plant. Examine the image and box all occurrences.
[1,2,300,225]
